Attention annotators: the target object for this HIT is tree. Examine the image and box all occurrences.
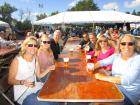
[68,0,100,11]
[0,2,17,24]
[50,11,59,16]
[36,13,47,20]
[16,19,32,30]
[137,11,140,16]
[125,11,130,14]
[132,10,136,15]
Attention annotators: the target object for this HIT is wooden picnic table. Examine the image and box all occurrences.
[38,37,124,104]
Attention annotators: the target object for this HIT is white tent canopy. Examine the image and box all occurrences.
[0,20,9,27]
[33,11,140,25]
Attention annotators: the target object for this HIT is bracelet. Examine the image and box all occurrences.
[20,80,24,85]
[19,80,22,85]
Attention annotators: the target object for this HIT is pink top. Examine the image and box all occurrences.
[88,47,115,71]
[38,50,54,72]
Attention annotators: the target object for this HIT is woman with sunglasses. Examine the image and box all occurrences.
[88,35,115,72]
[8,36,58,105]
[92,34,140,105]
[37,34,55,82]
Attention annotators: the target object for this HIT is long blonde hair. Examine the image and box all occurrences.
[39,34,52,54]
[95,35,110,51]
[19,36,38,57]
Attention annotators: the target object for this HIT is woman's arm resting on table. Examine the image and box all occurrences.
[95,73,121,84]
[36,58,55,79]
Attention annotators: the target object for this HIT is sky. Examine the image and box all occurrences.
[0,0,140,22]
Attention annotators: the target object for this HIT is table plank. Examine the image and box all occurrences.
[0,48,16,56]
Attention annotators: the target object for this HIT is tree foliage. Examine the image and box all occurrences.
[15,19,32,30]
[127,10,140,16]
[0,2,17,24]
[132,10,137,15]
[0,2,32,31]
[68,0,100,11]
[36,13,47,20]
[137,11,140,16]
[50,11,59,16]
[125,11,130,14]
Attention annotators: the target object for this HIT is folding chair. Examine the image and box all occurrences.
[0,73,15,105]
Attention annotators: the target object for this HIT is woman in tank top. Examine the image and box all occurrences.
[8,36,58,105]
[37,34,55,82]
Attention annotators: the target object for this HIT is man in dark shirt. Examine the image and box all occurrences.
[79,32,89,49]
[50,30,61,60]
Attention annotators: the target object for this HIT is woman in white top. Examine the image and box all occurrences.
[93,34,140,105]
[8,36,58,105]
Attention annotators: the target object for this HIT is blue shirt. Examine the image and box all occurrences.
[99,53,140,105]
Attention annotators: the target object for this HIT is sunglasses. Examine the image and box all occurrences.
[99,40,107,43]
[28,44,38,48]
[120,42,135,46]
[42,41,51,44]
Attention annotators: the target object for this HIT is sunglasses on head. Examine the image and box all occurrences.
[42,41,50,44]
[120,42,135,46]
[28,44,38,48]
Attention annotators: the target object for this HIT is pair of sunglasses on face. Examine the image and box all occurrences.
[120,42,135,46]
[28,44,38,48]
[42,41,51,44]
[99,40,107,43]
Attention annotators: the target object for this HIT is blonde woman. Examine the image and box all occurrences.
[37,34,55,82]
[88,35,115,71]
[94,34,140,105]
[8,36,56,105]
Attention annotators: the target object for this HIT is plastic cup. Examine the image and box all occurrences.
[86,63,94,74]
[69,48,74,55]
[63,57,69,67]
[86,55,91,62]
[27,75,35,87]
[69,48,74,52]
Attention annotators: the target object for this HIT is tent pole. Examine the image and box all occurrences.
[61,23,65,32]
[32,25,34,33]
[92,23,94,32]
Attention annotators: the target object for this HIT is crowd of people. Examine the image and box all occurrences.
[79,28,140,105]
[4,27,140,105]
[0,31,17,48]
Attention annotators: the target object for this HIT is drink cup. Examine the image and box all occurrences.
[69,48,74,55]
[63,57,69,67]
[76,45,81,50]
[86,55,91,62]
[69,48,74,52]
[86,63,94,74]
[27,75,35,87]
